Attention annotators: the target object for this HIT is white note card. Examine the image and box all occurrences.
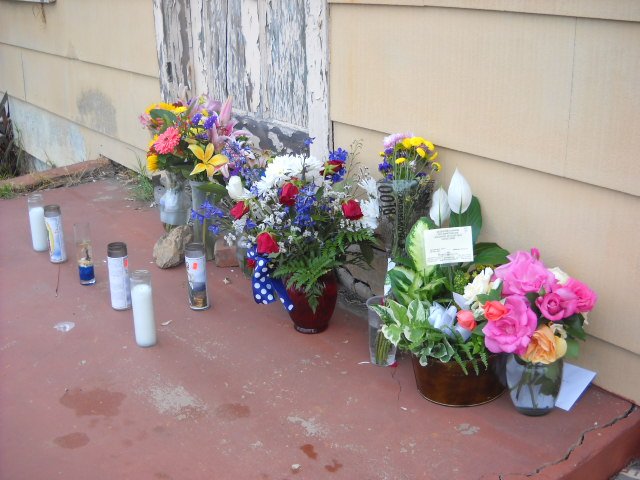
[555,363,597,411]
[424,226,474,265]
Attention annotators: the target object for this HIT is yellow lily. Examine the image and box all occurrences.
[189,143,229,177]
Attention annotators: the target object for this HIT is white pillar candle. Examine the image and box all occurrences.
[29,205,49,251]
[131,282,156,347]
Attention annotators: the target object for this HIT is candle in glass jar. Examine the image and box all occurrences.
[130,270,156,347]
[27,193,48,251]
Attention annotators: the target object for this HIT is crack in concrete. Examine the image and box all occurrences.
[495,404,637,479]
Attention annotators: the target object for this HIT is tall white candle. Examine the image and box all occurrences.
[131,283,156,347]
[29,206,49,251]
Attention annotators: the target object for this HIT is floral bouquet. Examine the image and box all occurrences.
[370,170,510,373]
[456,248,598,412]
[140,95,256,234]
[377,133,441,258]
[140,95,253,185]
[208,144,380,312]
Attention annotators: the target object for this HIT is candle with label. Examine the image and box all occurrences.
[130,270,156,347]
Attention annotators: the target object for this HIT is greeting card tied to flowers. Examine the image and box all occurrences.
[424,226,474,265]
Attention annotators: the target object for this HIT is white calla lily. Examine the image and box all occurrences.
[429,187,451,226]
[447,169,472,214]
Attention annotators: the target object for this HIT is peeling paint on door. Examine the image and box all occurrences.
[152,0,330,157]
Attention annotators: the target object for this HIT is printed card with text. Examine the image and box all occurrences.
[424,226,474,265]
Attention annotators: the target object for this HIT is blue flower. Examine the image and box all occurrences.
[203,115,217,130]
[293,185,317,228]
[304,137,315,146]
[208,224,220,235]
[191,113,203,126]
[328,148,348,162]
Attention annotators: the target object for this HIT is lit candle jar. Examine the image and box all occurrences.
[73,222,95,285]
[185,242,210,310]
[130,270,156,347]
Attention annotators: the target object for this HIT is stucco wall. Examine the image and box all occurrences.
[0,0,160,170]
[329,2,640,403]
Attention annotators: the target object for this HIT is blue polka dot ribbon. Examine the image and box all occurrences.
[247,249,294,312]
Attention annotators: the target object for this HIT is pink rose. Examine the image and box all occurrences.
[456,310,477,331]
[256,232,279,255]
[564,278,598,313]
[494,250,557,296]
[535,288,578,321]
[482,295,538,355]
[483,300,508,321]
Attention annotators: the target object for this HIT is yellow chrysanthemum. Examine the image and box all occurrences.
[146,154,159,173]
[432,162,442,173]
[395,157,406,165]
[416,147,426,158]
[401,138,412,149]
[410,137,425,147]
[429,151,439,162]
[379,151,386,157]
[424,140,435,151]
[173,106,187,114]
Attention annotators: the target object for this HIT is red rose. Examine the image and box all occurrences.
[322,160,345,178]
[256,232,279,254]
[341,199,363,220]
[483,300,509,321]
[230,201,249,220]
[456,310,477,331]
[279,182,299,206]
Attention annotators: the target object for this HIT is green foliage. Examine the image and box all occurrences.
[450,196,482,244]
[474,242,509,265]
[149,108,178,134]
[372,298,489,374]
[273,229,377,312]
[0,184,16,199]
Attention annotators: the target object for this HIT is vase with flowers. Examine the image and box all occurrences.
[140,96,254,246]
[369,170,511,405]
[465,248,598,415]
[377,133,441,258]
[212,143,380,333]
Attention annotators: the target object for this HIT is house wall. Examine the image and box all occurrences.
[0,0,160,170]
[329,1,640,403]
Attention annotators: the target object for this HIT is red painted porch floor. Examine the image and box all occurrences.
[1,178,639,480]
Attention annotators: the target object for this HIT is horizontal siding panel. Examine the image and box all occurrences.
[329,0,640,22]
[0,0,159,78]
[21,49,160,149]
[331,5,575,183]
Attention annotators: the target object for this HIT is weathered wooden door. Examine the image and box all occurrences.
[152,0,329,158]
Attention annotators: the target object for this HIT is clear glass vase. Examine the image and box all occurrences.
[365,295,397,366]
[377,178,434,258]
[156,173,190,230]
[189,181,215,260]
[506,354,564,416]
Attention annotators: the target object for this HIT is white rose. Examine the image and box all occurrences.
[549,267,570,285]
[462,267,494,303]
[226,175,250,200]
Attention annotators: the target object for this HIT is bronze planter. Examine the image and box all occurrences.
[411,355,505,407]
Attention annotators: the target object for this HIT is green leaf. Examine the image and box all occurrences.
[196,182,228,201]
[565,339,580,358]
[564,314,587,341]
[149,108,178,133]
[405,218,436,275]
[474,242,509,266]
[450,196,482,244]
[382,324,402,345]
